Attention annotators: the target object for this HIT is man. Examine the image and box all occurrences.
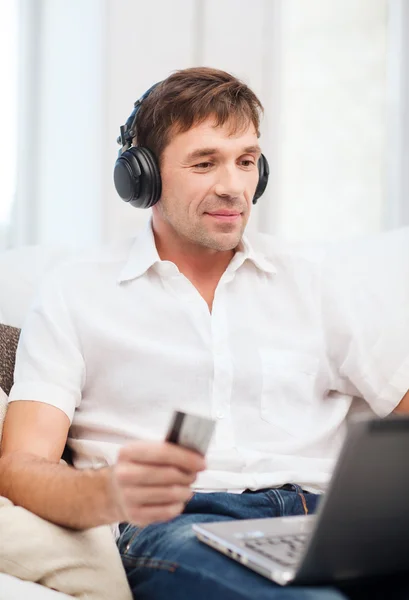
[1,67,408,599]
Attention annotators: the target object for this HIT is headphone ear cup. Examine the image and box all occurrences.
[113,147,162,209]
[253,154,270,204]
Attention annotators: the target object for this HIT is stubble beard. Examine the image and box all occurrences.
[168,210,246,251]
[192,220,245,251]
[158,195,248,251]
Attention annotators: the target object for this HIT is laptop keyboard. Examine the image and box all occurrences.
[244,534,308,567]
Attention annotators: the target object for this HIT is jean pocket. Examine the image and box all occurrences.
[120,524,144,556]
[260,350,319,436]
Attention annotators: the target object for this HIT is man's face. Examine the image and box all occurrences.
[153,117,261,252]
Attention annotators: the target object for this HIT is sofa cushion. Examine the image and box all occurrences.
[0,497,132,600]
[0,324,21,396]
[0,385,7,443]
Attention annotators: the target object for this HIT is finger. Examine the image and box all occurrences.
[122,485,193,507]
[120,442,206,473]
[127,502,186,527]
[115,463,197,487]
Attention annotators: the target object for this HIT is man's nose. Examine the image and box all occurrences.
[213,166,244,198]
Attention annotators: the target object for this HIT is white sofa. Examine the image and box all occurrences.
[0,573,73,600]
[0,245,78,328]
[0,245,78,600]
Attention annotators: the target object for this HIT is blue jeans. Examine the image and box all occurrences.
[117,486,409,599]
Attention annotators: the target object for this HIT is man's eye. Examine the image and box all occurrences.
[241,160,256,167]
[195,162,213,169]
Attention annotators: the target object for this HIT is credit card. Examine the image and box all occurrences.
[165,410,216,456]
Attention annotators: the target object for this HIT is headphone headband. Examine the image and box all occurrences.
[116,82,162,154]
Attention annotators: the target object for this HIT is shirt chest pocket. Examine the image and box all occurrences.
[260,350,320,437]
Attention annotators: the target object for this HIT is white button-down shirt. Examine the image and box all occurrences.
[9,222,409,493]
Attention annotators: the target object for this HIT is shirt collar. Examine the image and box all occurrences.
[118,219,161,283]
[118,220,277,284]
[227,234,277,275]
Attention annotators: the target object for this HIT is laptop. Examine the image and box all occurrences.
[193,415,409,586]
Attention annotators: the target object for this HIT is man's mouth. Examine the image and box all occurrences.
[205,210,242,222]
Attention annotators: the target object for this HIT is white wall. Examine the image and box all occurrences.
[10,0,402,248]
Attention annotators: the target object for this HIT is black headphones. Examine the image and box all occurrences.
[114,82,269,209]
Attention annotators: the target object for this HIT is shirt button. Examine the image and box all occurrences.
[217,410,224,419]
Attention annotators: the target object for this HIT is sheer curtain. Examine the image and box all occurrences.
[386,0,409,229]
[0,0,18,250]
[3,0,105,251]
[1,0,408,252]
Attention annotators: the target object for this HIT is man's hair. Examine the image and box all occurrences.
[132,67,264,160]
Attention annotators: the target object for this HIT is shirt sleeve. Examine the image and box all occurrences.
[322,229,409,417]
[8,266,85,423]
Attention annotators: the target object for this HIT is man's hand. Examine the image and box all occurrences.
[110,441,206,526]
